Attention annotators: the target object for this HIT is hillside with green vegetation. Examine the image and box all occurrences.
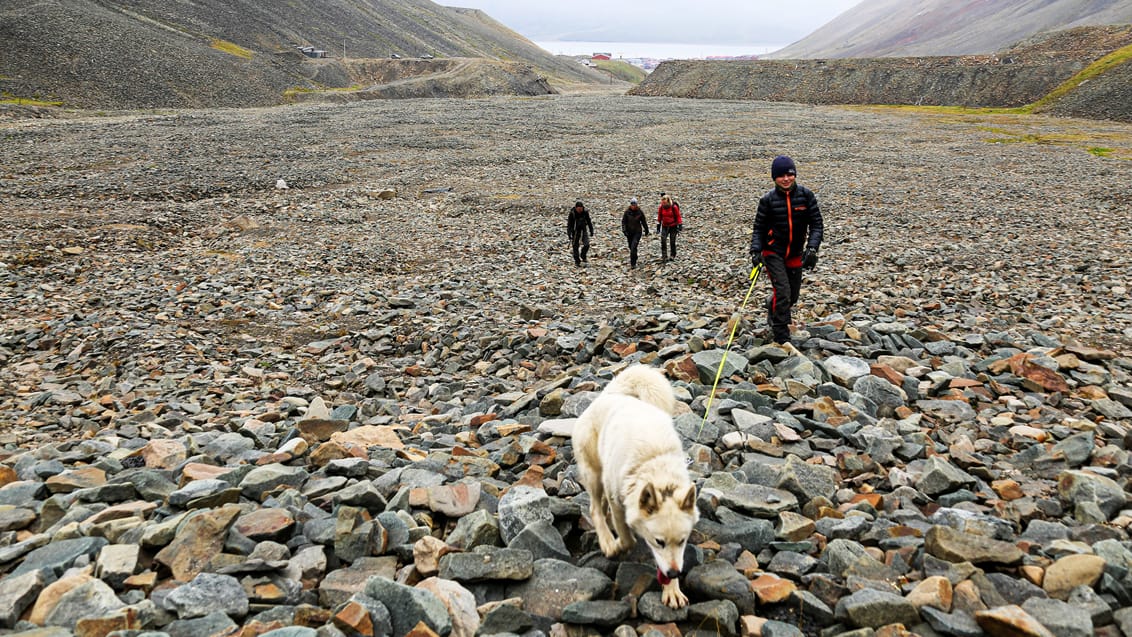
[0,0,609,109]
[594,60,647,85]
[632,26,1132,123]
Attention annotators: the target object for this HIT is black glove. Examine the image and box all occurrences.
[802,248,819,270]
[751,253,762,269]
[677,224,683,232]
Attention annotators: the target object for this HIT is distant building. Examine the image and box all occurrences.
[591,53,612,61]
[296,45,328,58]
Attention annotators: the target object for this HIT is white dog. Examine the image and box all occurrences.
[573,365,699,608]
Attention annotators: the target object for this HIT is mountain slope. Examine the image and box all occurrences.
[0,0,607,109]
[769,0,1132,58]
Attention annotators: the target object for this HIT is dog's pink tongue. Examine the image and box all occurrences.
[657,569,672,586]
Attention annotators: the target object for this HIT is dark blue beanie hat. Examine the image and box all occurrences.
[771,155,796,179]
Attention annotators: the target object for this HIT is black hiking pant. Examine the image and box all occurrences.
[571,230,590,265]
[626,232,643,267]
[762,253,804,344]
[660,226,678,260]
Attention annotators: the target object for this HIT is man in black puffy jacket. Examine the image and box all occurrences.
[749,155,824,345]
[621,197,650,269]
[567,200,595,267]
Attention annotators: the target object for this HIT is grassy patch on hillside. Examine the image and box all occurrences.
[210,38,254,59]
[0,97,63,107]
[1029,42,1132,112]
[594,60,646,84]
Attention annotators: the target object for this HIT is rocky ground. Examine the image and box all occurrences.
[1,94,1132,637]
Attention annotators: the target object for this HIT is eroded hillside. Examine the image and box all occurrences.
[630,26,1132,123]
[0,0,607,109]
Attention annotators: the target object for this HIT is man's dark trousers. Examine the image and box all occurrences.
[762,253,803,344]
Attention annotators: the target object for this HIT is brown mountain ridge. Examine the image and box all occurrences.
[0,0,610,109]
[770,0,1132,59]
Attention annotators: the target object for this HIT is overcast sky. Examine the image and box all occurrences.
[448,1,863,48]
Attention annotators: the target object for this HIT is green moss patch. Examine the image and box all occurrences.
[210,38,254,59]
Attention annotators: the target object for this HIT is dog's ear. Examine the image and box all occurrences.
[679,485,696,513]
[639,484,660,515]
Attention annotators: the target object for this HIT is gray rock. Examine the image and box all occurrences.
[506,519,571,561]
[822,539,898,580]
[684,560,756,614]
[919,607,983,637]
[1092,398,1132,419]
[916,456,977,495]
[824,355,872,388]
[561,600,631,626]
[438,546,534,582]
[686,599,740,636]
[164,572,249,619]
[10,536,108,579]
[1022,597,1092,637]
[504,559,612,621]
[695,517,776,554]
[479,602,535,635]
[239,464,310,501]
[364,575,452,636]
[915,400,976,423]
[637,590,689,623]
[1057,470,1127,519]
[701,476,798,518]
[42,578,126,629]
[776,455,838,503]
[168,479,237,508]
[259,628,319,637]
[834,588,920,629]
[852,376,906,417]
[0,569,45,628]
[446,509,501,550]
[692,350,748,384]
[496,485,553,544]
[763,619,806,637]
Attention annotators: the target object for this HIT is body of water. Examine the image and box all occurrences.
[534,40,783,60]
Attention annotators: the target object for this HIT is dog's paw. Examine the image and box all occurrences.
[597,532,621,557]
[613,534,636,554]
[661,579,689,609]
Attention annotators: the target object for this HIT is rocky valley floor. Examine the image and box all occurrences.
[1,95,1132,637]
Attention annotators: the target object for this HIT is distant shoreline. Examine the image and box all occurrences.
[533,40,783,60]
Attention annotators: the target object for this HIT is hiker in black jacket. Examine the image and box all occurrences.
[749,156,824,345]
[567,200,595,267]
[620,197,650,269]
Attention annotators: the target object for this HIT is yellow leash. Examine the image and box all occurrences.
[698,263,763,434]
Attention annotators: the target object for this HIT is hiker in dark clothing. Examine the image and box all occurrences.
[621,197,650,268]
[567,200,595,267]
[749,155,823,345]
[656,194,682,262]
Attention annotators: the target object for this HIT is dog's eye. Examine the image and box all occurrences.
[656,538,666,548]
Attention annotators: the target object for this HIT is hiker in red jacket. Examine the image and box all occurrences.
[750,155,824,345]
[656,194,682,262]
